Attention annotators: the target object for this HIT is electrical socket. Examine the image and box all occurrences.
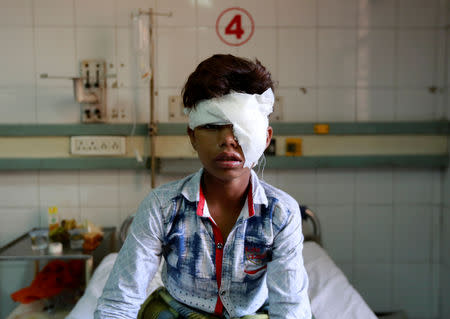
[168,95,187,122]
[108,105,131,123]
[70,136,126,155]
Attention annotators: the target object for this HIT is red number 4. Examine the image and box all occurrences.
[225,14,244,39]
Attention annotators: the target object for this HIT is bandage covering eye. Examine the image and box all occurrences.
[185,88,274,168]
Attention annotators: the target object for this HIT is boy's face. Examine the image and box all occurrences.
[188,124,273,183]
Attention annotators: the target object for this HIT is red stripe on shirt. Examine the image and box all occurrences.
[196,185,205,217]
[197,184,224,314]
[211,222,224,315]
[197,181,255,314]
[247,182,255,217]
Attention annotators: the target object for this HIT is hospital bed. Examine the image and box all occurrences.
[65,206,399,319]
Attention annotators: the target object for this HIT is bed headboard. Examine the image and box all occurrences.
[119,205,322,247]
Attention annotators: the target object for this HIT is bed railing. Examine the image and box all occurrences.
[300,206,322,246]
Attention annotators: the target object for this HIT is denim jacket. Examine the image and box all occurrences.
[95,169,311,319]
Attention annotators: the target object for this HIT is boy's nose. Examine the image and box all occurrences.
[219,126,238,148]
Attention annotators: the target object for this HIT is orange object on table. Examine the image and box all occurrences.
[11,259,83,304]
[83,232,103,251]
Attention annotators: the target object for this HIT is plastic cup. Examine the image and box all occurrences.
[29,229,49,250]
[69,228,85,250]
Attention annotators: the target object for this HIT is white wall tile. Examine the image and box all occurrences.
[80,170,120,207]
[34,0,74,26]
[358,0,396,27]
[356,88,395,121]
[155,173,187,187]
[317,88,356,122]
[38,171,80,208]
[431,263,440,317]
[317,169,355,204]
[116,27,140,89]
[396,89,437,121]
[156,0,196,27]
[0,88,36,123]
[444,165,450,207]
[36,87,80,123]
[357,29,395,87]
[213,15,253,48]
[157,87,182,122]
[355,205,393,263]
[276,169,316,206]
[431,206,441,264]
[0,207,39,246]
[318,29,357,86]
[76,27,116,68]
[0,0,32,26]
[116,87,149,123]
[75,0,116,26]
[0,172,39,207]
[276,88,317,122]
[106,88,119,118]
[197,0,236,27]
[441,265,450,318]
[353,263,393,312]
[336,262,354,282]
[393,169,434,204]
[157,27,197,87]
[393,264,434,318]
[0,28,35,87]
[238,0,276,27]
[278,28,316,87]
[35,28,76,88]
[258,168,278,187]
[443,208,450,267]
[448,39,450,119]
[117,0,155,27]
[397,30,437,88]
[119,169,151,208]
[431,170,441,205]
[237,28,277,80]
[315,204,354,263]
[318,0,357,27]
[398,0,439,27]
[81,207,121,228]
[393,205,432,263]
[197,27,237,63]
[355,169,393,205]
[276,0,316,27]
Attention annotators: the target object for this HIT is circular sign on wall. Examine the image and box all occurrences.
[216,7,255,47]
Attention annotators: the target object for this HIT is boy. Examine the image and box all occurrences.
[95,54,311,318]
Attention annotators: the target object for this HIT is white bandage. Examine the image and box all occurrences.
[185,88,274,168]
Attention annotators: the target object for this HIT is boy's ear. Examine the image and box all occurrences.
[265,126,273,149]
[187,127,197,150]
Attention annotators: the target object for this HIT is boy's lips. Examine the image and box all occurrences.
[214,152,243,168]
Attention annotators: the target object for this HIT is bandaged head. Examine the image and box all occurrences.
[185,88,274,168]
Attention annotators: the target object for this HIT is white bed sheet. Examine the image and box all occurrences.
[67,242,377,319]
